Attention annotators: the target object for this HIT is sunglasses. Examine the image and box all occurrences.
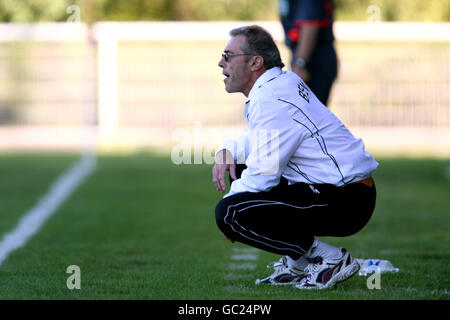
[221,52,253,62]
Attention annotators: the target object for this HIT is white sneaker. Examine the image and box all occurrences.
[255,256,306,285]
[294,248,360,290]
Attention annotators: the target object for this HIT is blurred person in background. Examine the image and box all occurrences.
[279,0,338,106]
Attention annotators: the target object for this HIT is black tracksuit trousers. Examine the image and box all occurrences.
[215,165,376,260]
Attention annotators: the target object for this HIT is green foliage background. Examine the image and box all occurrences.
[0,0,449,23]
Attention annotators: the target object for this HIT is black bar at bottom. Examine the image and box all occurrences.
[0,300,445,318]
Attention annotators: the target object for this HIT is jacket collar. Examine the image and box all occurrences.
[247,67,283,101]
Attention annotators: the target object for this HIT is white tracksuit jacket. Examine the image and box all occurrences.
[219,67,379,198]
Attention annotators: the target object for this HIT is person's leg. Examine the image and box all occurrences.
[306,181,376,238]
[305,45,338,106]
[215,174,376,287]
[215,182,324,260]
[294,181,377,289]
[215,179,376,258]
[306,73,334,106]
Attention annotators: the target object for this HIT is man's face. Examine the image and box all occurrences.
[218,35,253,96]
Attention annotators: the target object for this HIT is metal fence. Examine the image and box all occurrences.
[0,22,449,152]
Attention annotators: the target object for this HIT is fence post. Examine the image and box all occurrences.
[94,23,119,145]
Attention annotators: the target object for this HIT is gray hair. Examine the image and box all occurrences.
[230,25,285,69]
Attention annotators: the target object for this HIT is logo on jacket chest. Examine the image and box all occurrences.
[298,81,310,103]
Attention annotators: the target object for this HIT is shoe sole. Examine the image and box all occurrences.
[255,276,305,286]
[326,258,360,289]
[255,279,300,285]
[294,257,360,290]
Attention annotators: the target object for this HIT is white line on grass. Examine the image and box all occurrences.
[0,152,96,266]
[226,247,260,277]
[228,262,257,270]
[231,253,258,261]
[223,273,254,280]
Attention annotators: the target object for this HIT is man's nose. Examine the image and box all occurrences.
[218,57,225,68]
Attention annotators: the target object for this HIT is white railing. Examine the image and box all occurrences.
[0,22,449,155]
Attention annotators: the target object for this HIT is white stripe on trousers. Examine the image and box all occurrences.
[223,199,328,257]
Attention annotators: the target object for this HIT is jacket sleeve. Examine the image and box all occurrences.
[224,97,306,197]
[215,128,250,165]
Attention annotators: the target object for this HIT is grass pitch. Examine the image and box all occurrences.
[0,152,448,300]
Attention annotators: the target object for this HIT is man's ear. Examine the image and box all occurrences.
[249,56,264,71]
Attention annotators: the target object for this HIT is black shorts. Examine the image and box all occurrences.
[289,43,338,106]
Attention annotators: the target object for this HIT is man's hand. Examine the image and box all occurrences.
[292,24,319,83]
[212,149,237,193]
